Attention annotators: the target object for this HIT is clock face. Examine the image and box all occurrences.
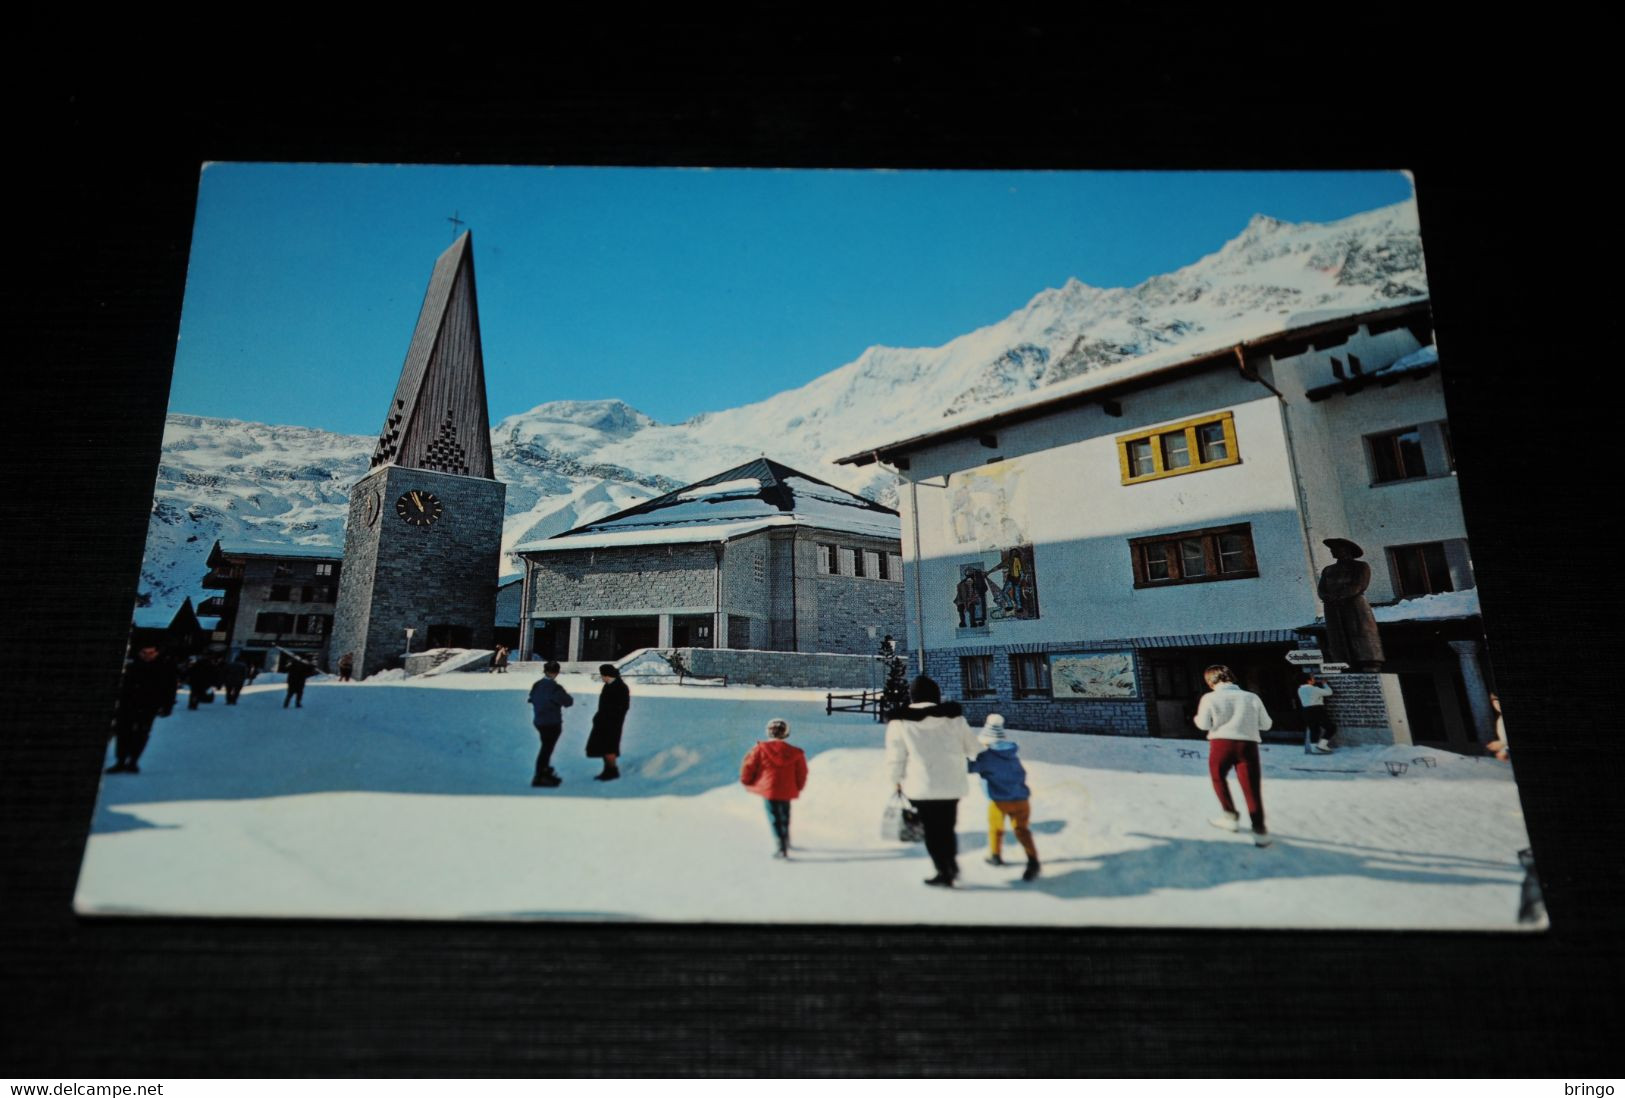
[396,490,444,527]
[363,491,382,527]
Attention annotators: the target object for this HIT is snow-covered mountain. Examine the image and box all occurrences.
[138,201,1427,612]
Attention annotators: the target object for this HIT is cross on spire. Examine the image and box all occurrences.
[447,211,466,239]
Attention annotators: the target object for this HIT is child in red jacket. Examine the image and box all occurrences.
[740,718,809,859]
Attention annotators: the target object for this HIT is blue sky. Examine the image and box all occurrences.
[170,166,1415,435]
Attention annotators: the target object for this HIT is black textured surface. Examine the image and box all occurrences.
[5,23,1618,1077]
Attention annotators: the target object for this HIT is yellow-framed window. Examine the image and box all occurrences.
[1116,411,1240,485]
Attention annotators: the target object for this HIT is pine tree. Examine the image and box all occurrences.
[879,634,910,719]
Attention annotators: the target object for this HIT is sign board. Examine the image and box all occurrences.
[1320,662,1349,673]
[1285,649,1325,665]
[1317,667,1345,676]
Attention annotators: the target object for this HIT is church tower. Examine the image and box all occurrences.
[331,232,507,678]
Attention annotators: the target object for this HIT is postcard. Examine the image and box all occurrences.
[74,165,1541,928]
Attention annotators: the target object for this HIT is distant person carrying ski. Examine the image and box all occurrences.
[526,660,574,787]
[107,645,177,774]
[967,714,1041,880]
[586,664,630,781]
[1195,664,1274,847]
[740,718,808,859]
[283,654,315,709]
[885,674,983,887]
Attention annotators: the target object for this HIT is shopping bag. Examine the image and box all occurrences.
[881,791,925,843]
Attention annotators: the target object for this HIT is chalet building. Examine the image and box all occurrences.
[201,540,343,671]
[837,299,1493,750]
[129,596,215,659]
[516,458,905,663]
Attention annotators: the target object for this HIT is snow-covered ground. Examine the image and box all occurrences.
[75,670,1537,930]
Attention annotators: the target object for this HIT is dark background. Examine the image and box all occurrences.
[6,22,1619,1076]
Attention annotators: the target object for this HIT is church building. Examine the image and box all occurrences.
[330,232,507,679]
[516,458,905,663]
[838,299,1493,750]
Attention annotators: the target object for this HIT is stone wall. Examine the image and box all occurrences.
[635,647,894,690]
[527,543,717,616]
[333,464,506,679]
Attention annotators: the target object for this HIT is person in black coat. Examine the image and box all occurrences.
[108,645,177,774]
[585,664,630,781]
[283,654,315,709]
[220,658,249,705]
[185,653,221,710]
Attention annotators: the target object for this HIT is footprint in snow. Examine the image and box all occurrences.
[640,746,702,780]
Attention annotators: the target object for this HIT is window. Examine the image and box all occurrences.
[752,555,765,582]
[1117,412,1240,485]
[268,584,292,601]
[296,614,331,636]
[961,655,995,697]
[1368,426,1427,483]
[1388,541,1453,598]
[315,562,334,576]
[816,543,838,575]
[887,553,903,581]
[1129,523,1257,588]
[273,562,294,578]
[853,550,867,578]
[254,611,295,633]
[838,548,856,577]
[1010,653,1051,698]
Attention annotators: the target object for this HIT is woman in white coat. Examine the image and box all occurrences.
[885,675,985,887]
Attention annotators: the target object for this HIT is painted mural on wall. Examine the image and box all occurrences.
[1053,651,1138,699]
[953,544,1039,627]
[946,461,1030,551]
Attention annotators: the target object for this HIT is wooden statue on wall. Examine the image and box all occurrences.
[1318,537,1385,671]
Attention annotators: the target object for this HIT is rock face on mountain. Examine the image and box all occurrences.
[138,201,1427,611]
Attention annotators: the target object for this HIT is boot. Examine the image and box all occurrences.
[985,853,1005,867]
[594,764,620,782]
[1023,859,1042,882]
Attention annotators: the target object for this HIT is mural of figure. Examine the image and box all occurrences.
[954,566,988,628]
[1318,537,1385,671]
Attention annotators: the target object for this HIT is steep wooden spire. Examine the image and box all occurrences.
[368,232,496,479]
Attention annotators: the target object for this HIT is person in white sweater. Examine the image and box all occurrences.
[1193,664,1274,847]
[885,675,984,887]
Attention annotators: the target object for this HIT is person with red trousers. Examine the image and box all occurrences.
[739,718,808,859]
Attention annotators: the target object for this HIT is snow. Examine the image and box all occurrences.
[1388,344,1439,371]
[1373,588,1481,622]
[76,671,1536,930]
[217,540,341,559]
[515,518,791,553]
[675,478,762,500]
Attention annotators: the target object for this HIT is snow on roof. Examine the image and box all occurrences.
[216,539,341,560]
[675,477,761,501]
[1387,344,1438,372]
[517,517,790,553]
[497,573,524,588]
[839,299,1430,463]
[1372,588,1481,623]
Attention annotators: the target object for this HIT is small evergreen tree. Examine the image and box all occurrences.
[879,634,911,719]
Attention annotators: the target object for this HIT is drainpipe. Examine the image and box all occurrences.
[713,542,724,648]
[875,453,932,676]
[1237,345,1322,624]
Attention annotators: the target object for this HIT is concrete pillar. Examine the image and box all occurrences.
[1378,674,1414,746]
[1448,638,1496,743]
[658,613,673,648]
[568,617,584,662]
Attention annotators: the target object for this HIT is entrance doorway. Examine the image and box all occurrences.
[425,623,473,650]
[582,616,660,662]
[672,615,714,648]
[1146,644,1301,739]
[531,620,568,662]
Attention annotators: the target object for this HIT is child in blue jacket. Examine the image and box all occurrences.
[968,714,1041,881]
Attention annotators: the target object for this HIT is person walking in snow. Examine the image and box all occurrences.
[885,674,984,887]
[526,660,574,787]
[740,718,808,858]
[337,652,354,682]
[220,657,249,705]
[283,653,314,709]
[1298,670,1336,753]
[1194,664,1274,847]
[1486,691,1510,762]
[107,645,177,774]
[968,714,1041,881]
[185,653,220,710]
[586,664,630,781]
[490,645,510,674]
